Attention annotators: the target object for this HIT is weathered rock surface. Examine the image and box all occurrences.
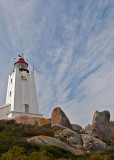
[92,110,114,139]
[109,122,114,135]
[79,129,85,134]
[13,116,50,126]
[27,135,84,155]
[13,116,39,125]
[38,118,50,126]
[72,124,82,131]
[51,107,72,129]
[81,134,107,151]
[110,121,114,127]
[85,124,93,135]
[55,128,83,149]
[51,124,66,129]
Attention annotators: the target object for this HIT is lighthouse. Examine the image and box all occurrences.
[0,55,42,119]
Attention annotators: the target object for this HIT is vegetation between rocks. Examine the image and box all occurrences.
[0,120,114,160]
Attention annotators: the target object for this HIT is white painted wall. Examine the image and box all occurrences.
[2,67,42,119]
[0,104,11,119]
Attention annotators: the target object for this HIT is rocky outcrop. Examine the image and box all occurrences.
[55,128,83,149]
[51,107,72,129]
[8,108,114,155]
[92,110,114,139]
[13,116,50,126]
[81,134,107,151]
[27,135,84,155]
[27,131,107,154]
[72,124,82,131]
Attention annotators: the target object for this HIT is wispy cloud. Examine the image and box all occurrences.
[0,0,114,127]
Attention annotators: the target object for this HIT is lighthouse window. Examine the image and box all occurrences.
[10,91,11,96]
[25,105,29,113]
[11,79,12,83]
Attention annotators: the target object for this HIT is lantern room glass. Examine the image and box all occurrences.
[15,62,28,69]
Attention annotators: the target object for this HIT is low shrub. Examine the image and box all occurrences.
[17,123,55,137]
[101,138,111,146]
[0,146,28,160]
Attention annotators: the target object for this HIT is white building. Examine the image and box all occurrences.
[0,55,42,119]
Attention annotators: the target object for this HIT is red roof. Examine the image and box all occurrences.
[14,58,28,65]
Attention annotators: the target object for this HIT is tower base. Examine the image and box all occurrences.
[8,111,43,118]
[0,104,42,120]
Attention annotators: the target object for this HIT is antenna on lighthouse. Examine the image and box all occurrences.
[18,55,22,57]
[13,57,16,63]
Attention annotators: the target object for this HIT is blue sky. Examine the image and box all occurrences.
[0,0,114,127]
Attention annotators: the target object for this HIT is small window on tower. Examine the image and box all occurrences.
[25,104,29,113]
[11,79,12,83]
[10,91,11,96]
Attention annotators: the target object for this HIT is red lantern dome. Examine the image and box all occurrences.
[14,55,29,73]
[14,57,28,65]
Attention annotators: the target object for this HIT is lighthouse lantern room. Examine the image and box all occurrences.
[0,55,42,119]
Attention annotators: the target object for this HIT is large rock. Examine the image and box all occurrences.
[72,124,82,131]
[55,128,83,149]
[81,134,107,151]
[13,116,50,126]
[92,110,114,139]
[27,135,84,155]
[51,107,72,129]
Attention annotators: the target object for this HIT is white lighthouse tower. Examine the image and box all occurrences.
[0,55,42,119]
